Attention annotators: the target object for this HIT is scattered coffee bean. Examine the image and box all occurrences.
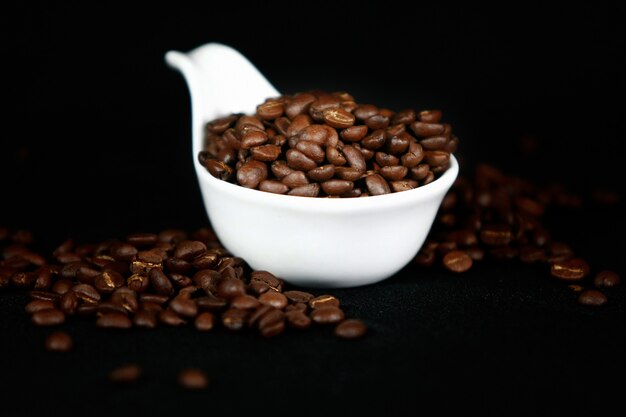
[97,313,133,329]
[194,312,215,331]
[109,364,142,383]
[442,250,473,273]
[178,368,209,390]
[32,309,65,326]
[334,319,367,339]
[593,270,620,288]
[310,306,345,324]
[577,289,608,307]
[309,295,340,309]
[550,258,590,281]
[44,331,73,352]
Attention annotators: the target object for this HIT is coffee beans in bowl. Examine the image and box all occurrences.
[199,91,458,198]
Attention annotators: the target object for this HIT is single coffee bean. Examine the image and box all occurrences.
[133,310,158,328]
[365,114,390,129]
[322,179,354,196]
[194,312,215,331]
[257,99,284,120]
[25,299,56,314]
[281,170,309,188]
[593,270,620,288]
[285,93,316,118]
[97,313,132,329]
[109,364,142,383]
[258,309,286,337]
[72,283,101,304]
[230,294,260,310]
[342,145,366,172]
[94,271,124,294]
[286,149,318,171]
[172,240,205,261]
[390,180,416,192]
[101,281,131,307]
[323,108,355,128]
[258,291,288,309]
[11,271,36,288]
[59,290,79,314]
[109,242,138,261]
[361,129,386,150]
[295,140,325,164]
[577,289,608,307]
[140,301,163,314]
[283,290,314,303]
[288,183,320,197]
[45,331,73,352]
[285,310,312,329]
[169,296,198,318]
[32,309,65,326]
[127,273,149,293]
[550,258,590,281]
[149,268,175,296]
[309,295,340,309]
[139,293,169,304]
[334,319,367,339]
[442,250,473,273]
[216,278,246,300]
[159,309,187,326]
[222,308,248,331]
[379,165,408,181]
[365,174,391,195]
[419,109,443,123]
[195,295,228,311]
[310,306,345,324]
[340,125,368,142]
[307,164,335,182]
[334,167,363,181]
[480,225,513,246]
[178,369,209,390]
[410,121,445,137]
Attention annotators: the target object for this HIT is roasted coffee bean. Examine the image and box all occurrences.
[159,309,187,326]
[169,273,193,288]
[258,291,288,309]
[97,313,132,329]
[550,258,590,281]
[309,295,340,309]
[169,296,198,318]
[222,308,247,331]
[93,271,125,294]
[322,179,354,196]
[419,110,443,123]
[11,272,36,288]
[365,174,391,195]
[149,268,175,296]
[442,250,473,273]
[334,319,367,339]
[216,277,246,300]
[285,310,312,329]
[286,149,318,171]
[340,125,368,142]
[109,364,142,383]
[380,165,408,181]
[577,289,608,307]
[45,331,73,352]
[307,164,335,182]
[519,246,545,263]
[140,301,163,314]
[288,183,320,197]
[29,290,60,301]
[323,108,355,128]
[126,273,148,293]
[310,306,345,324]
[194,312,215,331]
[480,225,513,246]
[32,309,65,326]
[195,295,228,311]
[230,294,260,310]
[365,114,390,129]
[295,140,325,163]
[283,290,314,304]
[109,242,138,261]
[281,170,309,188]
[111,287,139,314]
[342,145,366,172]
[247,304,274,328]
[139,293,169,304]
[33,267,53,290]
[133,310,158,328]
[593,270,620,288]
[97,302,129,315]
[25,299,56,314]
[257,99,284,120]
[361,129,386,150]
[424,150,450,167]
[59,290,79,314]
[178,369,209,390]
[285,93,316,118]
[334,167,363,181]
[410,121,445,137]
[72,283,100,304]
[258,309,286,337]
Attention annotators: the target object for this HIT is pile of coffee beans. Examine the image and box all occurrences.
[413,164,620,306]
[198,91,458,197]
[0,227,366,340]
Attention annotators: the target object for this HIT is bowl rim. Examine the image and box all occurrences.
[195,154,459,214]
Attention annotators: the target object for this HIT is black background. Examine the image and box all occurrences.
[2,2,625,416]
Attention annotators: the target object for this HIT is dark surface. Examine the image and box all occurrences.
[2,3,625,416]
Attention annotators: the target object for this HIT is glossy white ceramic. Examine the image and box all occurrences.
[165,43,458,288]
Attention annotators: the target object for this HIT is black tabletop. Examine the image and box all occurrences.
[2,3,625,416]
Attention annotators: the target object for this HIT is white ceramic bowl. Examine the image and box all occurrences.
[166,43,459,288]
